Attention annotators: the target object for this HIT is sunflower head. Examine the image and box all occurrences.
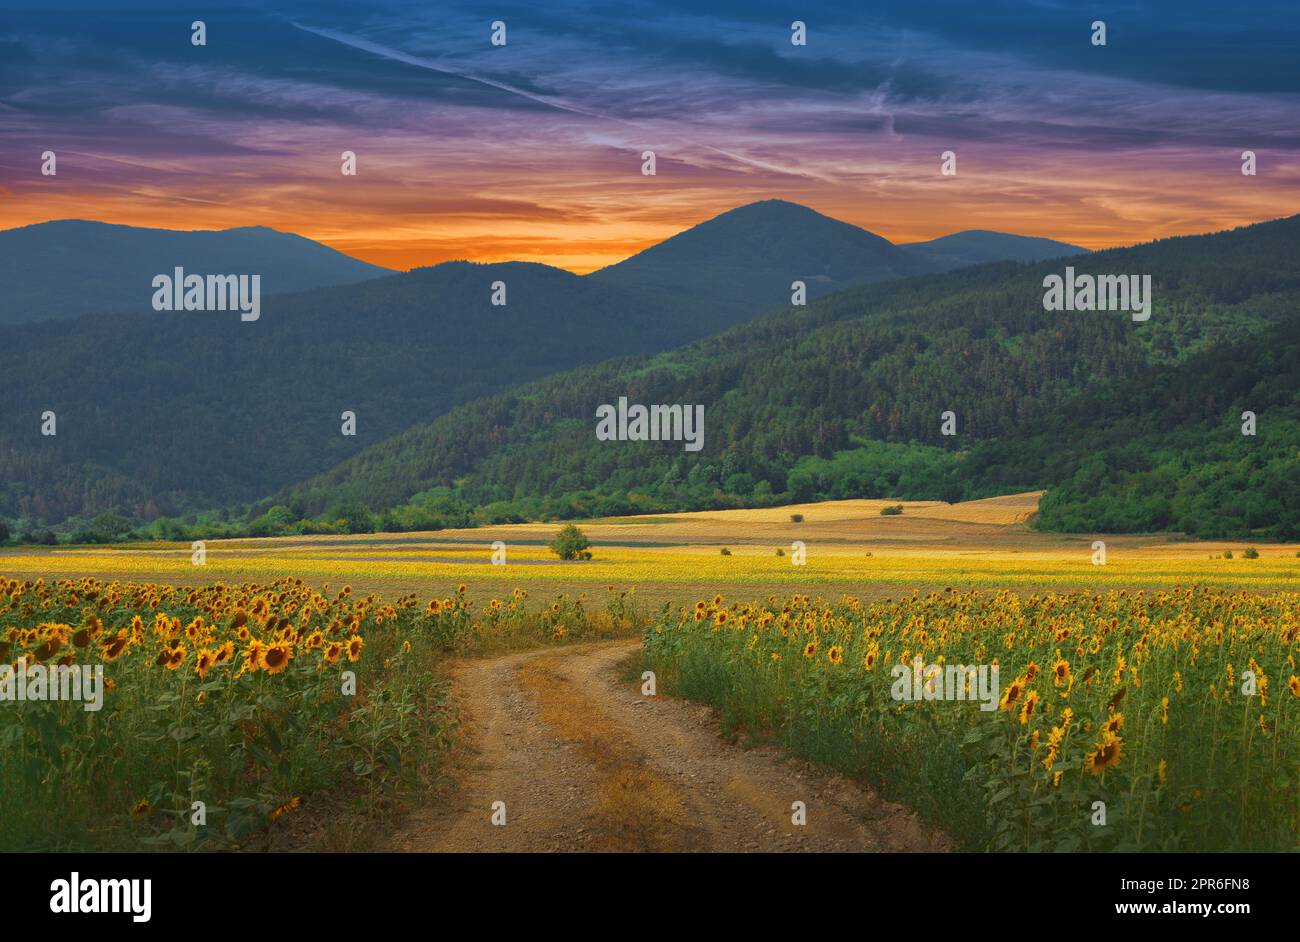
[263,642,292,675]
[1085,732,1124,775]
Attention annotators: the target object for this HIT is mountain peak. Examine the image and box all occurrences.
[589,199,934,314]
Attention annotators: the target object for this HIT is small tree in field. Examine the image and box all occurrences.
[550,524,592,560]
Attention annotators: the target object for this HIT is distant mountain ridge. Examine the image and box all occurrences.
[1,206,1092,326]
[0,220,394,325]
[902,230,1088,268]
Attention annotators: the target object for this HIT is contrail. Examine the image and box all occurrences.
[291,21,831,183]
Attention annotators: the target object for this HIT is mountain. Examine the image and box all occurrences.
[589,199,942,316]
[0,260,718,524]
[0,220,394,325]
[1,199,1108,528]
[269,215,1300,540]
[901,230,1088,268]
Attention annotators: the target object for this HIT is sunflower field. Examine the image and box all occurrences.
[642,586,1300,851]
[0,575,636,851]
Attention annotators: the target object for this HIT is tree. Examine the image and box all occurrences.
[549,523,592,560]
[89,511,131,540]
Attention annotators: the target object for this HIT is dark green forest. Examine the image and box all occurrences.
[3,210,1296,544]
[245,214,1300,541]
[0,200,1037,533]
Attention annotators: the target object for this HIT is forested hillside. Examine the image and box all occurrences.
[1,200,1111,532]
[266,215,1300,540]
[0,262,704,524]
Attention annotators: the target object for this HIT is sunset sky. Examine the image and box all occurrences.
[1,0,1297,272]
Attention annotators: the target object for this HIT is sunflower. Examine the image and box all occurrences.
[322,641,343,664]
[164,646,187,671]
[1052,657,1071,687]
[802,640,818,659]
[827,645,843,665]
[346,635,364,662]
[100,632,129,662]
[1288,675,1300,698]
[194,648,215,679]
[213,640,235,664]
[1085,732,1124,774]
[863,648,878,671]
[1104,712,1125,735]
[243,639,266,673]
[263,642,292,675]
[1018,690,1040,725]
[130,799,152,820]
[999,676,1026,711]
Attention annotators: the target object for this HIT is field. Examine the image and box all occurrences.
[642,587,1300,851]
[3,493,1297,606]
[0,576,637,851]
[3,492,1298,852]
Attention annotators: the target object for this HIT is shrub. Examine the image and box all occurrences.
[880,504,904,516]
[1243,547,1259,559]
[720,547,732,556]
[789,513,804,523]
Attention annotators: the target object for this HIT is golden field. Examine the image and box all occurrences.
[2,493,1296,605]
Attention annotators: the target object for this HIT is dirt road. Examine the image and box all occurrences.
[392,641,946,852]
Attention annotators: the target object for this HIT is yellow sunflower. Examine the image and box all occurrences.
[263,642,292,675]
[1085,732,1124,774]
